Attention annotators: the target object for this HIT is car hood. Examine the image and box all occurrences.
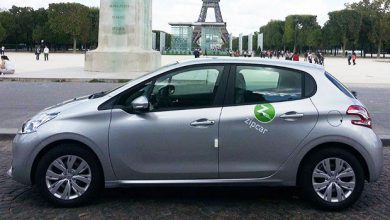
[42,95,90,114]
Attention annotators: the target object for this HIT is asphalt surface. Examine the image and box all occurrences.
[0,82,389,137]
[0,139,389,219]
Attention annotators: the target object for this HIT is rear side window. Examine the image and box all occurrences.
[325,72,355,99]
[234,66,304,104]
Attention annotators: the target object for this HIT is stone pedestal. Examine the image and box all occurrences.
[248,33,253,53]
[85,0,161,73]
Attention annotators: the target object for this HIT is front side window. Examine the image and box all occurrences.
[234,66,304,104]
[116,66,224,111]
[149,66,224,111]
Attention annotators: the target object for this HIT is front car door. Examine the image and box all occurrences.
[219,64,318,178]
[109,64,228,180]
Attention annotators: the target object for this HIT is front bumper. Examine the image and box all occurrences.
[11,133,41,185]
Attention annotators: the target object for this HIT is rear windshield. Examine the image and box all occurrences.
[325,72,355,99]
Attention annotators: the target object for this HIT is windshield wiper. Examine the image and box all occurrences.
[89,91,107,99]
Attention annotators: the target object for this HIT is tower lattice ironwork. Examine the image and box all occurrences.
[193,0,229,44]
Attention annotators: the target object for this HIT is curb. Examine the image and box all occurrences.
[0,77,131,84]
[0,129,389,146]
[381,135,390,146]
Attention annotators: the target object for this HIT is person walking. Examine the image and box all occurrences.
[308,52,313,63]
[352,52,357,65]
[44,46,50,61]
[292,52,299,61]
[35,47,41,60]
[0,55,15,75]
[0,45,5,55]
[347,52,352,65]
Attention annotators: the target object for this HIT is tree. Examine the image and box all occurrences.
[48,3,91,53]
[0,6,35,48]
[327,9,362,54]
[322,21,340,55]
[0,22,6,43]
[283,15,320,52]
[88,7,99,49]
[260,20,285,50]
[349,0,390,58]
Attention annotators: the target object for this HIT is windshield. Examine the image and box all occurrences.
[89,62,180,99]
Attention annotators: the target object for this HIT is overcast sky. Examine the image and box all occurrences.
[0,0,358,36]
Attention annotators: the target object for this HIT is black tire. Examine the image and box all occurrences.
[299,148,365,211]
[35,144,103,207]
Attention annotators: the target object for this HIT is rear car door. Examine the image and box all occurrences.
[219,65,319,178]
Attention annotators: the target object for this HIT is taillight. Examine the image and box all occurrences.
[346,105,372,128]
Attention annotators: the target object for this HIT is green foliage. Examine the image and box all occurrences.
[0,22,6,43]
[349,0,390,57]
[260,20,284,50]
[48,3,91,51]
[327,9,362,53]
[0,4,98,51]
[283,15,321,52]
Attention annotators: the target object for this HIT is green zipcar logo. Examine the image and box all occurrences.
[254,104,276,123]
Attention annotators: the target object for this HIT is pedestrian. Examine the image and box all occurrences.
[193,49,200,58]
[319,52,325,66]
[308,52,313,63]
[35,47,41,60]
[292,52,299,61]
[352,52,357,65]
[0,55,15,75]
[304,52,308,62]
[0,45,5,55]
[347,52,352,65]
[44,46,50,61]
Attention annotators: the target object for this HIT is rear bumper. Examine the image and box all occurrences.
[368,135,384,182]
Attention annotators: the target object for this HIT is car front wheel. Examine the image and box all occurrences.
[35,144,103,207]
[300,148,365,210]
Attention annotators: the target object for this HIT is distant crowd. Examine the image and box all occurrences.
[193,48,360,67]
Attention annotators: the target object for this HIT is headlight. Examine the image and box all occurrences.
[20,112,60,134]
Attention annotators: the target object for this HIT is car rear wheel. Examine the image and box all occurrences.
[300,148,365,210]
[35,144,103,207]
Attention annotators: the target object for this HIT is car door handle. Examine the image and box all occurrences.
[190,119,215,127]
[280,112,304,121]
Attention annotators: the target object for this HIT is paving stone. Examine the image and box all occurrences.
[0,139,389,219]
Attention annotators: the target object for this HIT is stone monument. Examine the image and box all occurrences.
[229,33,233,51]
[160,32,166,52]
[248,33,253,54]
[85,0,161,73]
[239,33,243,54]
[258,33,264,51]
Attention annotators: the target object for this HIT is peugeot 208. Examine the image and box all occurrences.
[8,58,383,210]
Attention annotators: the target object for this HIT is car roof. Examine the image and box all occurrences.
[176,57,325,73]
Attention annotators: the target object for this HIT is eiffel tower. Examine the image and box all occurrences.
[192,0,229,44]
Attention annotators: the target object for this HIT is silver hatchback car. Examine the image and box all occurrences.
[8,58,383,210]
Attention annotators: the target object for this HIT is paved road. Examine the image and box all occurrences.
[0,82,389,136]
[0,139,389,219]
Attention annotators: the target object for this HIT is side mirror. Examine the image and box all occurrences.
[351,91,358,98]
[131,96,149,112]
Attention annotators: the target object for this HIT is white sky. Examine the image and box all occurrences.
[0,0,359,36]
